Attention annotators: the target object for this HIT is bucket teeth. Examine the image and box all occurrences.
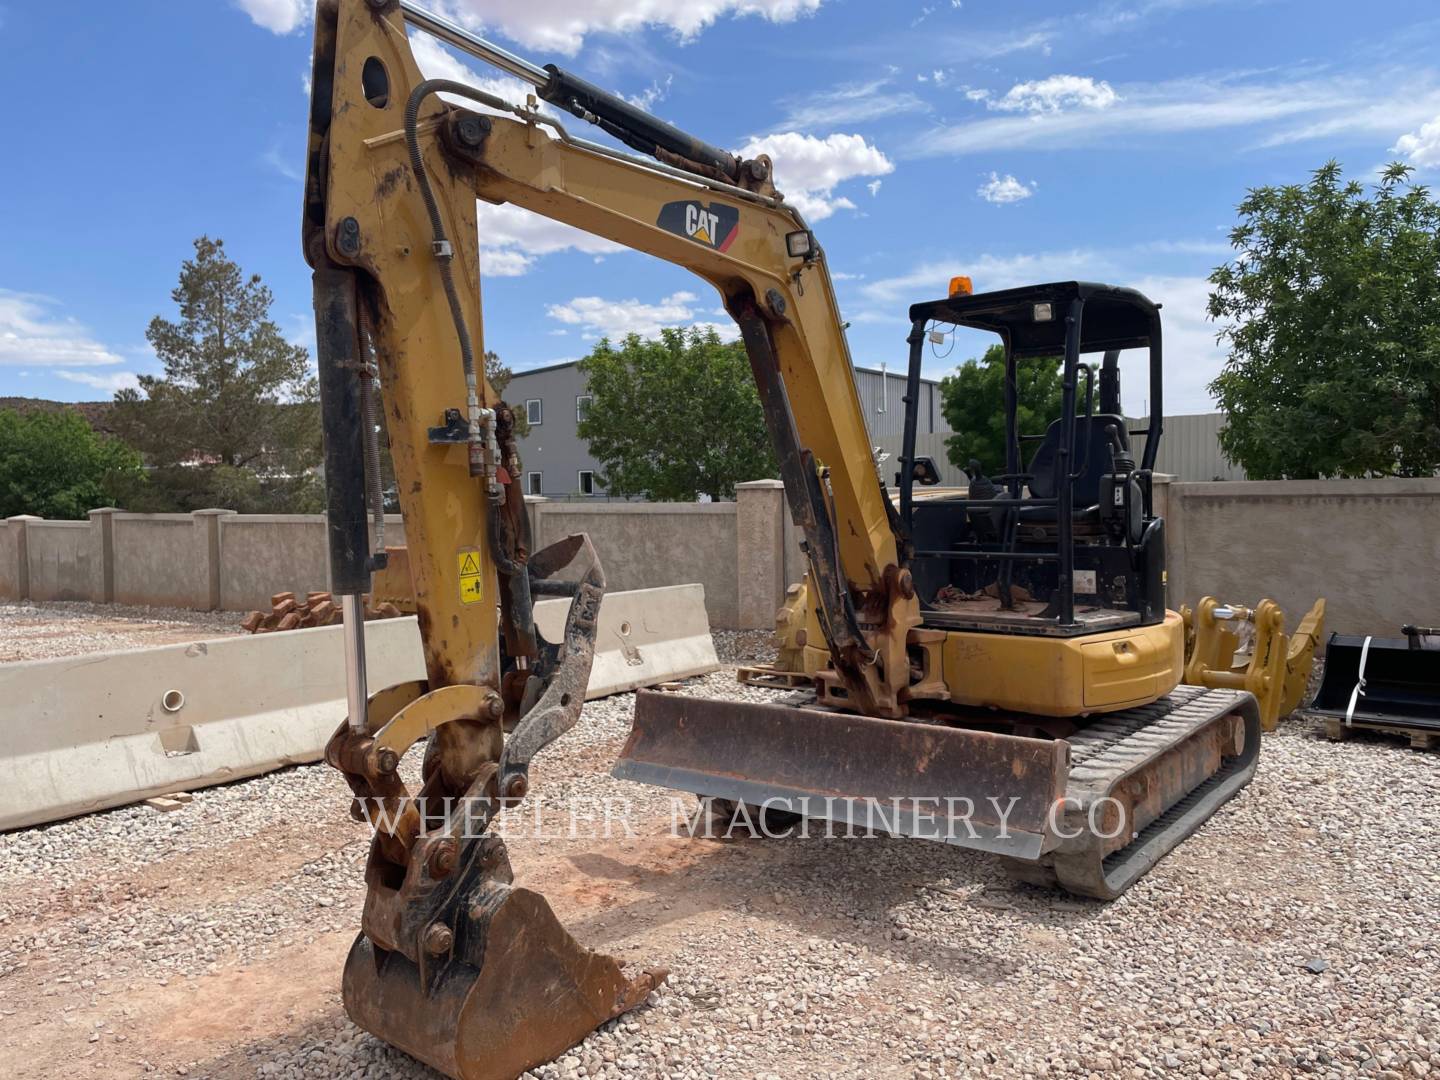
[343,883,667,1080]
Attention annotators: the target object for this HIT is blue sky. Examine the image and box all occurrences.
[3,0,1439,415]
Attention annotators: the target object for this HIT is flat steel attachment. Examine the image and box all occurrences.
[614,685,1259,900]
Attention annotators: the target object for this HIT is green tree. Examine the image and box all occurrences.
[486,350,529,438]
[940,344,1066,476]
[1208,162,1440,479]
[112,237,321,511]
[0,408,144,518]
[576,327,776,500]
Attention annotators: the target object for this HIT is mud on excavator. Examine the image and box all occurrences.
[304,3,1263,1077]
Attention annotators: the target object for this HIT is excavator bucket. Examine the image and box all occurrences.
[342,880,662,1080]
[1311,627,1440,738]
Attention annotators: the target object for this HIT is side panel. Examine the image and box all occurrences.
[940,612,1184,716]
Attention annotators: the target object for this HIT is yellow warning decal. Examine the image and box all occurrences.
[458,550,483,604]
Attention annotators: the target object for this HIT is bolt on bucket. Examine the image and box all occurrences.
[1311,628,1440,730]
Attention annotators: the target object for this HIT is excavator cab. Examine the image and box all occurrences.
[899,282,1167,636]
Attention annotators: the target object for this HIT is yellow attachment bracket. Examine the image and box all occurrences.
[1182,596,1300,732]
[1281,598,1326,717]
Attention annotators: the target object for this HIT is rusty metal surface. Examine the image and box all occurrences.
[615,691,1068,858]
[343,857,665,1080]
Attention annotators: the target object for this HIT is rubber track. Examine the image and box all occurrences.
[1002,685,1261,900]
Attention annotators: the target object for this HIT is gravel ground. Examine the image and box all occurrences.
[0,600,242,662]
[1,620,1437,1079]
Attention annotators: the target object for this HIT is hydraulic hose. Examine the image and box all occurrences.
[403,78,497,487]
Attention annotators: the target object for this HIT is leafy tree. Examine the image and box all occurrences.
[0,408,144,519]
[940,344,1066,476]
[112,237,321,511]
[486,350,529,438]
[576,327,776,500]
[1208,162,1440,478]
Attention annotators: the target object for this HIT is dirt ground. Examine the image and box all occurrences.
[0,606,1436,1080]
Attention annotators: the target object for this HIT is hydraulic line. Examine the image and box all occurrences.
[403,78,497,492]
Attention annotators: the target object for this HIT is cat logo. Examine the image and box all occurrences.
[657,200,740,252]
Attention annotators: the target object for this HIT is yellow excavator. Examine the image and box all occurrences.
[303,2,1261,1077]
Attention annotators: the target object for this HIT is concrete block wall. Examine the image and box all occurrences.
[2,478,1436,635]
[532,498,745,629]
[216,514,329,612]
[1163,477,1440,637]
[110,513,209,608]
[25,521,96,602]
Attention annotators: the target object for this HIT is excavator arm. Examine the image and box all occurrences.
[304,2,929,1077]
[307,0,923,721]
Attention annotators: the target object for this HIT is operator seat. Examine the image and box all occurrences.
[1020,414,1128,528]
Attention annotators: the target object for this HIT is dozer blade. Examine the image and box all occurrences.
[343,882,664,1080]
[615,686,1261,900]
[616,691,1071,859]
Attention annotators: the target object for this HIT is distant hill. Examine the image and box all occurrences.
[0,396,118,435]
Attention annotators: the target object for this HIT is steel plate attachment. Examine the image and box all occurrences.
[614,691,1070,859]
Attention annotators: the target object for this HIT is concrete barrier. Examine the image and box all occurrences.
[537,584,720,697]
[0,585,719,830]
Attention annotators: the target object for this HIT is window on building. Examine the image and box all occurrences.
[526,398,543,425]
[576,394,592,422]
[526,471,542,496]
[577,470,595,496]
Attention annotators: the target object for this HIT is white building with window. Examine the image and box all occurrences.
[505,360,949,498]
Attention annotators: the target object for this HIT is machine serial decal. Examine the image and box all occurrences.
[657,200,739,252]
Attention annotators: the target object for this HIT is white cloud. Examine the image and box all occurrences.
[1125,273,1224,414]
[55,370,141,394]
[990,74,1119,114]
[856,251,1224,411]
[408,34,552,117]
[977,172,1036,204]
[915,73,1440,156]
[1392,115,1440,168]
[867,179,883,197]
[0,291,123,368]
[262,141,303,181]
[234,0,308,34]
[546,290,737,340]
[477,202,625,277]
[859,250,1119,308]
[239,0,825,54]
[626,74,674,111]
[776,77,929,132]
[737,132,894,221]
